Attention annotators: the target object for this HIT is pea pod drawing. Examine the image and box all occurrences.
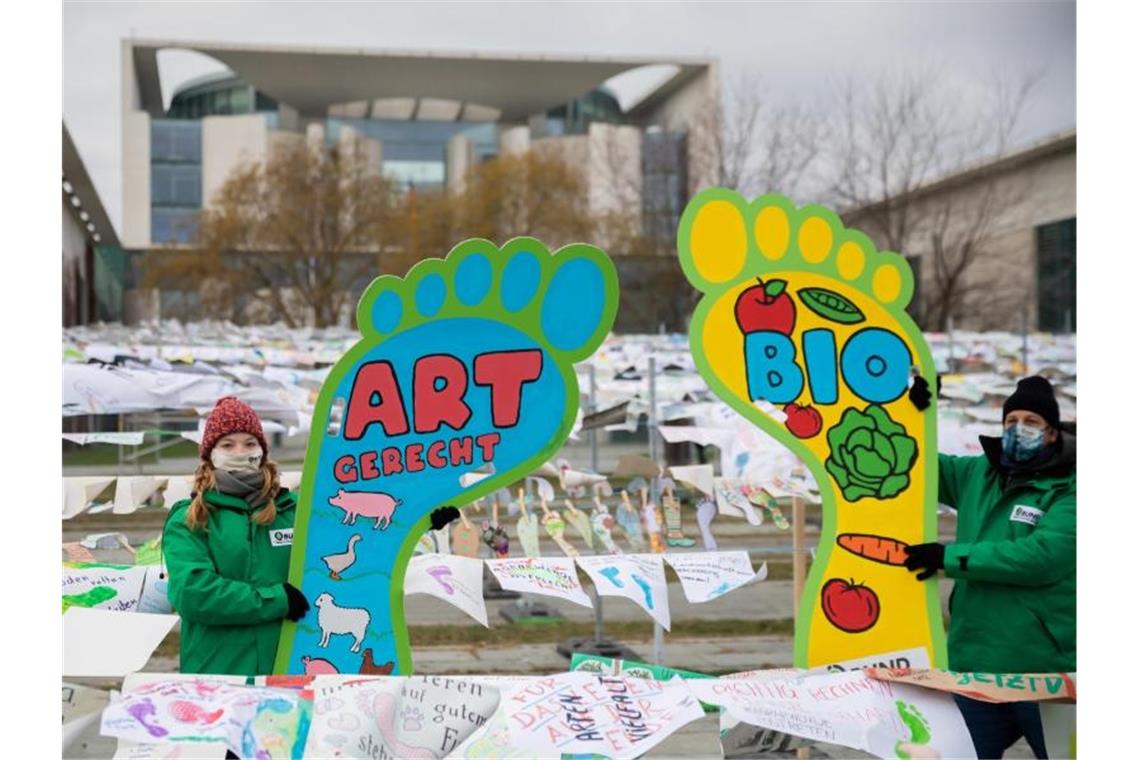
[797,287,866,324]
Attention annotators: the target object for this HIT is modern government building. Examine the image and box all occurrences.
[62,38,1072,332]
[117,39,720,327]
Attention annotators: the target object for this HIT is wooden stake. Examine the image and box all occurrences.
[792,495,806,623]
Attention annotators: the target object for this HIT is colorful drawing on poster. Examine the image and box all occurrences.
[275,237,619,674]
[677,190,944,669]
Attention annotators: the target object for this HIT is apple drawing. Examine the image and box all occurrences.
[821,578,880,633]
[784,402,823,438]
[734,278,796,335]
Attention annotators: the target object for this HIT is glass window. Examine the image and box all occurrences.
[151,120,201,163]
[151,208,199,244]
[382,160,446,188]
[230,87,252,114]
[151,165,202,207]
[1036,217,1076,332]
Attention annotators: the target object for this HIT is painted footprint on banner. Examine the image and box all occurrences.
[631,573,655,610]
[678,191,943,669]
[277,237,618,675]
[894,700,935,759]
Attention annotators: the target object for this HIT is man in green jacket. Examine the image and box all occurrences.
[904,376,1075,758]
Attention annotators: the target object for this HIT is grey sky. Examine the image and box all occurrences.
[64,1,1075,234]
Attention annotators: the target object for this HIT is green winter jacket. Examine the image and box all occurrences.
[163,488,296,675]
[938,432,1076,674]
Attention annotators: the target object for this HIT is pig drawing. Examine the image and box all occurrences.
[328,488,402,530]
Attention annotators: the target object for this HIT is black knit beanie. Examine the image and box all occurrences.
[1003,376,1060,429]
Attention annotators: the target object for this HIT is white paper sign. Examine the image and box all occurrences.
[690,671,975,759]
[502,673,704,759]
[663,551,768,603]
[304,675,502,759]
[63,563,148,612]
[137,566,173,615]
[63,608,178,677]
[63,431,147,446]
[404,553,489,627]
[486,557,593,609]
[113,476,166,514]
[576,554,671,629]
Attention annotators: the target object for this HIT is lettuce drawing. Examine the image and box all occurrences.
[825,405,918,501]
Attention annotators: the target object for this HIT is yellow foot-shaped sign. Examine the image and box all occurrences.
[677,190,945,669]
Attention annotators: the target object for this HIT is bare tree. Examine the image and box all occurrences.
[143,138,396,327]
[690,71,827,201]
[831,67,1042,330]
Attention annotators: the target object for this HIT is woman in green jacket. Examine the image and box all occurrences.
[905,376,1075,759]
[163,396,310,675]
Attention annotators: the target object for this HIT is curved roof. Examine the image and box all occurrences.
[128,39,712,121]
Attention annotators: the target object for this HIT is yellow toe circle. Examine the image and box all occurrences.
[754,206,790,261]
[837,242,866,280]
[872,264,902,303]
[690,200,747,283]
[798,217,833,263]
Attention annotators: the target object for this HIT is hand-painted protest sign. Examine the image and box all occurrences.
[100,678,310,758]
[678,191,944,669]
[576,553,671,629]
[865,668,1077,703]
[501,673,704,760]
[403,553,489,630]
[486,557,593,608]
[303,675,502,760]
[663,551,767,603]
[275,238,618,674]
[689,670,975,759]
[62,563,147,613]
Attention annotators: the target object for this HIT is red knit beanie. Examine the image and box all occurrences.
[199,396,269,461]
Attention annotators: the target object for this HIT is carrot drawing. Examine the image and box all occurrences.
[836,533,910,566]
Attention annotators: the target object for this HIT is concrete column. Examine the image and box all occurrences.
[201,114,269,208]
[446,134,474,194]
[498,125,531,156]
[121,110,151,249]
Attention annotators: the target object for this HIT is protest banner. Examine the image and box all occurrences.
[404,553,489,629]
[485,556,593,608]
[663,551,768,603]
[576,553,671,629]
[63,562,147,613]
[677,190,945,669]
[501,673,704,759]
[275,237,618,675]
[101,679,309,758]
[865,668,1077,703]
[303,675,502,759]
[689,670,974,759]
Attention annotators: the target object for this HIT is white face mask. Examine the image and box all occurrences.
[210,446,264,474]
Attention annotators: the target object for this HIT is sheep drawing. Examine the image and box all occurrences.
[314,593,369,653]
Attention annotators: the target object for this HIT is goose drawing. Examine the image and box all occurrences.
[321,534,363,580]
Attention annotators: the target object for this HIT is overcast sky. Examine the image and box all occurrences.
[64,1,1075,234]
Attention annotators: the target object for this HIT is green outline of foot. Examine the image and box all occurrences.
[676,189,946,669]
[275,236,619,674]
[894,699,933,758]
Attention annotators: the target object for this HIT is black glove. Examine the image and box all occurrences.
[430,506,461,531]
[908,375,933,411]
[903,542,946,581]
[283,583,310,622]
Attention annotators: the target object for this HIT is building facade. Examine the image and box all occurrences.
[120,40,719,326]
[63,124,125,325]
[844,131,1076,333]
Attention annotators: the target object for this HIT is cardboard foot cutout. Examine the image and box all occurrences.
[275,237,618,674]
[677,191,944,669]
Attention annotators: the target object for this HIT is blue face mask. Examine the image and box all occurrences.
[1002,423,1048,462]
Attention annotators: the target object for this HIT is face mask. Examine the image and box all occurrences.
[1002,423,1047,462]
[210,446,264,474]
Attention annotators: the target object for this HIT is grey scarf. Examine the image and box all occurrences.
[214,469,270,509]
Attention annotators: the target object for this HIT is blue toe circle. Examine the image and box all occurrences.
[541,258,605,351]
[372,290,403,333]
[415,274,447,317]
[500,252,541,312]
[455,254,492,306]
